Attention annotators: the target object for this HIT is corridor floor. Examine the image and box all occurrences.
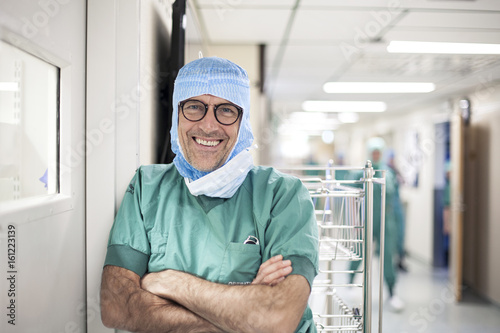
[379,257,500,333]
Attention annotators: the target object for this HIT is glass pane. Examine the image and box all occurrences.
[0,40,59,202]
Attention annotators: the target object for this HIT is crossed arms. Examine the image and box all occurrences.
[100,255,311,333]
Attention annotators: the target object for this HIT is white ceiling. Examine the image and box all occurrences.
[187,0,500,126]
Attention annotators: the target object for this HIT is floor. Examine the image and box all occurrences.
[376,257,500,333]
[309,256,500,332]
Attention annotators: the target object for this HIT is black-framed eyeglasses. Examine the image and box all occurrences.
[179,99,242,126]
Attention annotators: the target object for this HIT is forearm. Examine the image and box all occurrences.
[100,265,223,333]
[144,270,309,333]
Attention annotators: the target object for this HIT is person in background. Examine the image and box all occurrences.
[348,137,405,312]
[387,149,408,272]
[99,56,319,333]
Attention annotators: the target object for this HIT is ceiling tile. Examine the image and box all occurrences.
[384,29,500,44]
[396,11,500,30]
[398,0,500,11]
[300,0,401,8]
[297,0,500,11]
[195,0,296,7]
[198,8,291,43]
[268,69,334,102]
[268,44,346,69]
[344,53,500,80]
[289,9,385,42]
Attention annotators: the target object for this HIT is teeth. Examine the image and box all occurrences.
[196,138,220,147]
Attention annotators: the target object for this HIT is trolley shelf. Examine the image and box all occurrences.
[281,161,386,333]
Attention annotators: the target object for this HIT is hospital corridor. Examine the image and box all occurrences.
[380,258,500,333]
[1,0,500,332]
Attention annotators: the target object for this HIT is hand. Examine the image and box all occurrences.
[141,270,173,298]
[252,255,292,286]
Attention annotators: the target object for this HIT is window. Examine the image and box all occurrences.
[0,40,59,202]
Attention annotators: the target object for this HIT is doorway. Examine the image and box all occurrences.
[433,121,451,268]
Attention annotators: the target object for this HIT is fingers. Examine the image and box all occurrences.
[141,273,156,292]
[141,272,164,295]
[269,276,285,286]
[267,265,292,286]
[252,255,293,286]
[258,254,284,270]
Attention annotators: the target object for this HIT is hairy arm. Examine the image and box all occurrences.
[142,267,310,333]
[100,265,223,333]
[100,256,292,332]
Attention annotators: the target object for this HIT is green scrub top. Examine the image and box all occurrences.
[104,164,319,332]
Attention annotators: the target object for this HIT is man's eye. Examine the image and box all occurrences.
[186,104,202,110]
[218,106,238,116]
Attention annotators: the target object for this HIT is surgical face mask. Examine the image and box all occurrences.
[184,146,256,198]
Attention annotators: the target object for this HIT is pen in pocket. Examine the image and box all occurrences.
[243,235,259,245]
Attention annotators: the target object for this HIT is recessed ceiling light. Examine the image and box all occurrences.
[323,82,435,93]
[302,100,387,112]
[321,130,335,144]
[387,41,500,54]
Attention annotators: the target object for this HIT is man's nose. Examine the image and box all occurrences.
[198,107,219,132]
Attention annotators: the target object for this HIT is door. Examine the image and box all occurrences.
[450,101,466,301]
[0,0,87,332]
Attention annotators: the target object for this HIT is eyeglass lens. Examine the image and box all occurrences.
[181,100,240,125]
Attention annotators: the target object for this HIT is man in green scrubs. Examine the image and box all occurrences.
[100,57,319,332]
[347,137,405,312]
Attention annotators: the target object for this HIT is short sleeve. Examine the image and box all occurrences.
[264,175,319,288]
[104,168,150,277]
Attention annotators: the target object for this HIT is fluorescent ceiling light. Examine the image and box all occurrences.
[302,100,386,112]
[0,82,19,92]
[387,41,500,54]
[324,82,435,93]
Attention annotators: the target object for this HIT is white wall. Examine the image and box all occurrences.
[86,2,119,331]
[0,0,87,332]
[86,1,173,331]
[396,118,437,264]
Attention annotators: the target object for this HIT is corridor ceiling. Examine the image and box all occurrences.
[187,0,500,125]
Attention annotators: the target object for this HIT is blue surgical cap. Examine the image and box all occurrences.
[170,57,254,180]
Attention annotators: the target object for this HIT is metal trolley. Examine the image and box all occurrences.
[281,161,386,333]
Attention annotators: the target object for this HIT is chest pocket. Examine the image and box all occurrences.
[218,242,261,284]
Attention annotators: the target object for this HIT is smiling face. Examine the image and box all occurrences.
[178,94,241,172]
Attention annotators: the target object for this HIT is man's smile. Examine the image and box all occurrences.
[194,137,222,147]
